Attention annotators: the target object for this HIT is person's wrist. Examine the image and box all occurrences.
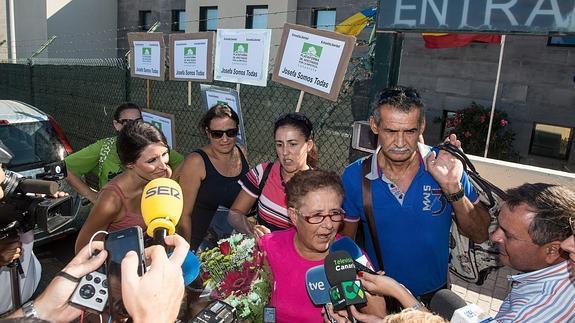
[442,182,462,196]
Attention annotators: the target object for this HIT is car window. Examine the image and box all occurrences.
[0,121,66,169]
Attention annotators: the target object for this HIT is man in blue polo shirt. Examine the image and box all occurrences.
[341,86,490,306]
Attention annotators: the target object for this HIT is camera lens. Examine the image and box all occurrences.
[79,284,96,299]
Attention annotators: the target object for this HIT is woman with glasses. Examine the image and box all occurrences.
[174,104,249,251]
[229,112,318,237]
[259,170,385,322]
[75,121,172,252]
[65,103,183,204]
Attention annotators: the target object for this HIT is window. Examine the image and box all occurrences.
[547,36,575,47]
[199,6,218,32]
[172,10,186,32]
[246,6,268,29]
[529,123,573,160]
[313,9,336,31]
[139,10,152,31]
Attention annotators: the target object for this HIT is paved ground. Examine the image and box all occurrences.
[450,266,518,318]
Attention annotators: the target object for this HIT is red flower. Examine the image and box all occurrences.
[500,119,509,127]
[219,241,231,255]
[464,131,472,138]
[479,115,486,124]
[218,267,257,297]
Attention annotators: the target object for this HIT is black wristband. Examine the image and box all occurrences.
[445,188,465,202]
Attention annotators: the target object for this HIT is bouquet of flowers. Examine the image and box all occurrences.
[198,234,272,322]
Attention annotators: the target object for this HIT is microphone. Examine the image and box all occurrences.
[305,265,337,323]
[329,237,376,275]
[429,289,493,323]
[141,178,184,247]
[324,251,367,321]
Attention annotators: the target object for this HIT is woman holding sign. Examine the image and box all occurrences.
[75,121,172,253]
[228,112,318,237]
[174,104,249,251]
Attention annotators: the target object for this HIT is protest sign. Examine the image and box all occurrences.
[200,84,246,145]
[128,33,165,81]
[142,110,176,149]
[169,32,215,82]
[214,29,271,87]
[272,23,355,102]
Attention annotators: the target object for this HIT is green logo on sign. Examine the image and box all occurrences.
[233,43,248,53]
[302,43,322,58]
[151,121,162,131]
[142,47,152,55]
[184,47,196,56]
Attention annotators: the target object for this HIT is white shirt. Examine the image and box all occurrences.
[0,230,41,314]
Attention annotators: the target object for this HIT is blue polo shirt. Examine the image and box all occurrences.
[341,146,478,296]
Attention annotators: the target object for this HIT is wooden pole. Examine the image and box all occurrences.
[187,81,192,106]
[295,90,305,112]
[146,79,151,109]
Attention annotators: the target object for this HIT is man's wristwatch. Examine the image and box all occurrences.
[445,188,465,202]
[22,300,39,318]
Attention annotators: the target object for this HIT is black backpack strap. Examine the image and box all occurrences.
[361,155,384,271]
[259,162,274,191]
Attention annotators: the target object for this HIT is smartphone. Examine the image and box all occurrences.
[105,226,146,320]
[351,121,378,153]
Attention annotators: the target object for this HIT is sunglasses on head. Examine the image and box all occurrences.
[117,117,143,125]
[208,128,239,139]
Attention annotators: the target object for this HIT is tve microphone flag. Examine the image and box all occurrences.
[329,237,376,274]
[305,265,331,305]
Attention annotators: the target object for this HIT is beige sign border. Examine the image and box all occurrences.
[168,32,215,82]
[272,23,356,102]
[128,32,166,81]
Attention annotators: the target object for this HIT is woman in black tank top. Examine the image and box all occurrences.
[175,104,249,251]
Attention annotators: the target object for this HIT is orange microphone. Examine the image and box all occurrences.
[141,178,183,246]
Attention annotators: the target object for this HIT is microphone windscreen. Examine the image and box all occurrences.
[141,178,183,237]
[429,289,467,320]
[324,250,356,286]
[18,179,59,195]
[181,250,200,285]
[330,237,363,259]
[305,265,331,305]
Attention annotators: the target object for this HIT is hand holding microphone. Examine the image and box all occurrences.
[141,178,184,247]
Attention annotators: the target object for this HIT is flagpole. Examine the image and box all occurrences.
[483,34,506,158]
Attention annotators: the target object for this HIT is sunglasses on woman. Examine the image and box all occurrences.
[117,117,143,125]
[208,128,239,139]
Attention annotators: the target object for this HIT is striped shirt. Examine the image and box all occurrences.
[495,260,575,322]
[238,161,291,231]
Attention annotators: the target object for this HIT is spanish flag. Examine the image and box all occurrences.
[422,33,502,49]
[335,7,377,36]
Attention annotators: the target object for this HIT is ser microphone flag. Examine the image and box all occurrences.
[141,178,183,244]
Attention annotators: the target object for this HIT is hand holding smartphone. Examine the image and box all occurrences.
[105,226,146,320]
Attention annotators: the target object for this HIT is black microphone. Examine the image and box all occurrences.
[17,178,59,195]
[429,289,467,320]
[324,251,367,322]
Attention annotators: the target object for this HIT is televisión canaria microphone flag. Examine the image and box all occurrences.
[422,33,502,49]
[335,7,377,36]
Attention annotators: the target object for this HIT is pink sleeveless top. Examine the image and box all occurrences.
[101,183,147,233]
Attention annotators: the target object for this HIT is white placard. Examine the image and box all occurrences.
[278,30,345,94]
[200,84,246,145]
[142,111,175,149]
[133,41,162,78]
[214,29,271,87]
[173,39,209,80]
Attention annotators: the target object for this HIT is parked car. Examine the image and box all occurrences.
[0,100,90,245]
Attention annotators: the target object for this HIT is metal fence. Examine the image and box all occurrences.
[0,58,370,173]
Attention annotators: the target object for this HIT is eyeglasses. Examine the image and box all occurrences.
[294,208,345,224]
[117,117,143,125]
[208,128,239,139]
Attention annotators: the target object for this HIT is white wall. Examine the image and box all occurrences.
[11,0,47,59]
[47,0,117,58]
[186,0,297,65]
